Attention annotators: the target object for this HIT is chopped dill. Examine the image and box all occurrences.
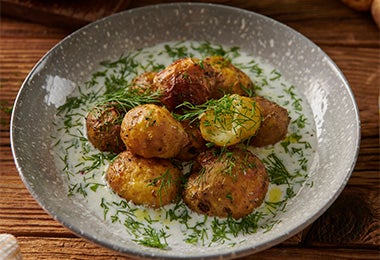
[163,43,190,59]
[147,170,175,207]
[93,87,162,113]
[133,226,170,249]
[190,42,240,59]
[269,69,282,81]
[263,153,295,186]
[185,215,209,246]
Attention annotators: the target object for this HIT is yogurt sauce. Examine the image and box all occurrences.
[51,41,317,249]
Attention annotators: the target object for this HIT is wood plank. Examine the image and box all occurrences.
[14,236,380,259]
[1,0,131,29]
[306,187,380,247]
[126,0,380,47]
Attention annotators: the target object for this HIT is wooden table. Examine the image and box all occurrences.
[1,0,379,259]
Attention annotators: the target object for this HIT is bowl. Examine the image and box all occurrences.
[11,3,360,259]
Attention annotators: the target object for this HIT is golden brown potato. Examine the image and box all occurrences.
[203,56,255,98]
[176,120,207,161]
[106,150,182,208]
[120,104,189,158]
[130,71,157,93]
[183,148,269,219]
[86,103,125,153]
[153,57,216,111]
[250,96,290,147]
[199,94,262,147]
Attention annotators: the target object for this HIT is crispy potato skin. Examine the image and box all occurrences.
[130,71,157,93]
[250,96,290,147]
[183,148,269,219]
[106,150,182,208]
[203,56,255,98]
[120,104,189,158]
[86,104,125,153]
[153,57,216,111]
[176,120,207,161]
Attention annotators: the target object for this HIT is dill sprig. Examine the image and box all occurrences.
[174,94,256,124]
[163,42,191,59]
[94,86,162,113]
[147,169,175,207]
[263,153,296,186]
[190,42,240,59]
[133,226,170,249]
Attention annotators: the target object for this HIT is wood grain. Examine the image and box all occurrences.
[0,0,379,259]
[1,0,131,29]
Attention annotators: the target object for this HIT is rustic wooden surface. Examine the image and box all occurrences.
[1,0,131,29]
[1,0,379,259]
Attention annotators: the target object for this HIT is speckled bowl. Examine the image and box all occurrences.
[11,3,360,259]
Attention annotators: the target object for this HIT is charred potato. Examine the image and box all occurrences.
[249,96,290,147]
[183,148,269,219]
[106,150,182,208]
[203,56,255,98]
[86,103,125,153]
[120,104,189,158]
[153,57,216,111]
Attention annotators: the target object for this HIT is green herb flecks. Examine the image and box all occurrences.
[147,169,176,207]
[133,226,170,249]
[163,43,190,59]
[94,86,162,114]
[263,153,299,186]
[190,42,240,59]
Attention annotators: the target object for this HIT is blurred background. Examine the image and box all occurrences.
[1,0,379,31]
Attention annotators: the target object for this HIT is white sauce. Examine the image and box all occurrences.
[51,41,317,250]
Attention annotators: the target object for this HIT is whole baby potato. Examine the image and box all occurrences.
[203,56,255,98]
[130,71,157,93]
[86,103,125,153]
[120,104,189,158]
[153,57,216,111]
[183,148,269,219]
[250,96,290,147]
[106,150,182,208]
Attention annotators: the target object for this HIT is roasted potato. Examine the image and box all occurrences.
[120,104,189,158]
[183,148,269,219]
[86,103,125,153]
[153,57,216,111]
[130,71,157,93]
[176,120,207,161]
[203,56,255,98]
[249,96,290,147]
[199,94,262,147]
[106,150,182,208]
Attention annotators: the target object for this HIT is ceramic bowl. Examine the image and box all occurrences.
[11,3,360,259]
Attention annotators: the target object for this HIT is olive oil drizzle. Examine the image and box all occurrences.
[51,41,316,249]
